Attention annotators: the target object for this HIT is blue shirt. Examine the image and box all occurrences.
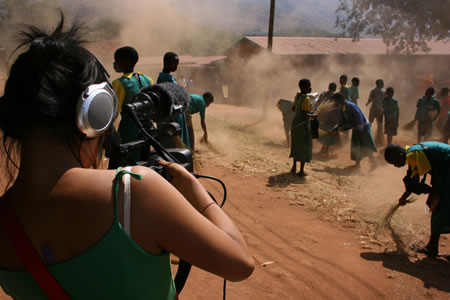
[188,94,206,118]
[349,86,359,104]
[156,72,190,148]
[383,97,399,120]
[414,96,441,122]
[338,100,368,129]
[157,72,177,84]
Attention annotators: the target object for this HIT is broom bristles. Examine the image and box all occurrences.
[314,100,338,116]
[375,197,416,236]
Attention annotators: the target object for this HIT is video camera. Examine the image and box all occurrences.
[106,82,193,175]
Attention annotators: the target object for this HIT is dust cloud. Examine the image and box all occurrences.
[1,1,447,135]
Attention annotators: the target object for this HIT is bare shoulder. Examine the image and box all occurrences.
[125,165,177,207]
[57,168,117,199]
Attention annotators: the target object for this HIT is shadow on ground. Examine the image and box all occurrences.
[267,172,308,187]
[360,251,450,293]
[312,165,361,176]
[364,222,450,293]
[264,141,290,150]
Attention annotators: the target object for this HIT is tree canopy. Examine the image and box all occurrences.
[0,0,121,50]
[335,0,450,54]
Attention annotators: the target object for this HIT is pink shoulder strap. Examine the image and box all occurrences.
[0,200,71,300]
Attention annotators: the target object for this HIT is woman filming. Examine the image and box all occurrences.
[0,15,254,299]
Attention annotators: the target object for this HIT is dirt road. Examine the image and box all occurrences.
[180,103,450,299]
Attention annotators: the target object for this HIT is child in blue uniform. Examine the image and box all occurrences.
[339,74,350,100]
[383,87,400,145]
[186,92,214,151]
[385,142,450,256]
[331,93,377,169]
[414,87,440,143]
[157,52,190,148]
[112,46,153,163]
[349,77,360,105]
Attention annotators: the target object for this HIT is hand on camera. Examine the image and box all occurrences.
[158,160,198,198]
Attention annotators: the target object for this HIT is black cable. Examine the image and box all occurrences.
[194,173,228,300]
[193,173,227,208]
[223,279,227,300]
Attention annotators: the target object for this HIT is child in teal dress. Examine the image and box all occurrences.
[385,142,450,256]
[383,87,400,145]
[290,79,314,176]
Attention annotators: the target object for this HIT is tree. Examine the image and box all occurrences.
[0,0,122,53]
[335,0,450,54]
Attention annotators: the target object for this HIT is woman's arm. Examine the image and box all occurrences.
[129,164,254,282]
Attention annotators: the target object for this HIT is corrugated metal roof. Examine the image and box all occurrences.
[139,55,226,67]
[245,37,450,55]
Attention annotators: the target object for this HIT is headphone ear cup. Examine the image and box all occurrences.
[76,82,118,138]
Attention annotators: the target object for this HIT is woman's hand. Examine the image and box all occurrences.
[158,160,211,212]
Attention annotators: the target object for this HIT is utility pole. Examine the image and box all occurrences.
[268,0,275,52]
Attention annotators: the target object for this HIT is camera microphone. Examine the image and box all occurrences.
[125,82,190,124]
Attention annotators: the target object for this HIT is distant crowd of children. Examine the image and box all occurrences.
[279,74,450,176]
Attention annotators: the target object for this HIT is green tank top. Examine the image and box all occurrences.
[0,168,177,299]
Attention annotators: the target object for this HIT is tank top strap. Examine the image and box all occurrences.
[112,167,143,225]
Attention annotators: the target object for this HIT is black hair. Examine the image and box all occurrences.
[203,92,214,102]
[386,87,395,94]
[440,87,449,96]
[384,144,404,164]
[376,79,384,87]
[351,77,360,84]
[328,82,337,92]
[331,92,345,104]
[298,79,311,91]
[339,74,347,82]
[0,13,108,183]
[114,46,139,65]
[163,51,179,66]
[426,87,435,95]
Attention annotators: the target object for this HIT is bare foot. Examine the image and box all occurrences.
[410,243,438,257]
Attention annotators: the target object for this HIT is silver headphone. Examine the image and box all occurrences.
[76,82,118,138]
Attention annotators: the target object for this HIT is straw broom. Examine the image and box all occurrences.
[402,120,416,131]
[313,100,339,137]
[314,100,338,117]
[375,197,416,237]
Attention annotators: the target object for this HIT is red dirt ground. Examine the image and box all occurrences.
[0,103,449,299]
